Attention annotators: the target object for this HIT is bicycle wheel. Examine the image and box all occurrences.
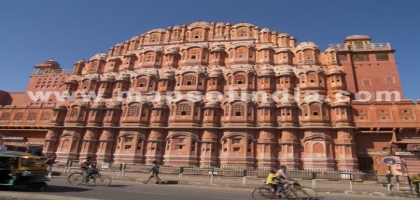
[300,187,318,199]
[68,172,84,185]
[251,185,275,200]
[93,174,112,187]
[290,189,310,200]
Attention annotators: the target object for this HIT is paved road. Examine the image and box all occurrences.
[0,178,413,200]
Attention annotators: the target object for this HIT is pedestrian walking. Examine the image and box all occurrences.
[143,161,163,184]
[44,154,57,178]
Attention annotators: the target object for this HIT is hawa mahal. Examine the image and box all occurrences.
[0,21,419,174]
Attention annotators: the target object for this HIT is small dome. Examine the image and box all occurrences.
[258,45,272,51]
[211,44,226,52]
[216,22,224,27]
[258,101,274,108]
[75,60,85,64]
[90,53,107,61]
[345,35,371,41]
[277,48,291,53]
[325,46,337,52]
[260,28,270,33]
[160,69,175,80]
[54,103,67,109]
[279,99,297,107]
[92,101,106,109]
[205,101,221,107]
[35,59,60,69]
[166,46,180,54]
[277,33,290,38]
[173,25,181,30]
[327,67,345,75]
[296,41,319,51]
[278,65,295,76]
[259,65,274,76]
[208,67,223,78]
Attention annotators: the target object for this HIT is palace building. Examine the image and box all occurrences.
[0,21,419,174]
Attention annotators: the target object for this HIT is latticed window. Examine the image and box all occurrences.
[310,104,321,116]
[238,29,247,37]
[192,31,201,39]
[176,104,192,115]
[399,109,413,120]
[234,75,245,84]
[0,112,10,121]
[182,75,196,85]
[231,104,245,116]
[138,78,147,87]
[70,108,79,117]
[189,50,199,59]
[238,49,245,58]
[42,112,50,121]
[145,54,153,62]
[27,112,37,121]
[149,35,158,43]
[13,112,23,121]
[127,106,140,116]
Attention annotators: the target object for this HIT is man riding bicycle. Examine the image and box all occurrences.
[276,165,293,193]
[80,156,97,184]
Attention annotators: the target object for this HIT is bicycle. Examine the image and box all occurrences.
[68,169,112,187]
[251,179,317,200]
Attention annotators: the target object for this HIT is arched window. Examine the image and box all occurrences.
[231,104,245,116]
[70,108,79,117]
[234,75,245,84]
[311,104,321,116]
[182,75,196,85]
[238,29,247,37]
[127,106,140,116]
[176,103,192,115]
[189,49,199,59]
[149,34,158,43]
[192,30,201,39]
[145,54,153,62]
[138,78,147,87]
[238,49,245,58]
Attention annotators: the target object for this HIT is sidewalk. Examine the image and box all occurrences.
[0,191,100,200]
[60,170,418,198]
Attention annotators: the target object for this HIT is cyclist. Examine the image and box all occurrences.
[265,169,282,194]
[276,165,292,193]
[80,156,96,184]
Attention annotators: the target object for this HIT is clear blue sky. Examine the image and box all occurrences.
[0,0,419,100]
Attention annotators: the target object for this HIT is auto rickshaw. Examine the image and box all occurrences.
[0,150,49,191]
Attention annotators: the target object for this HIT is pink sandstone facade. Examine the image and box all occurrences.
[0,21,419,174]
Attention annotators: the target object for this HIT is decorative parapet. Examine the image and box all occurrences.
[329,43,392,51]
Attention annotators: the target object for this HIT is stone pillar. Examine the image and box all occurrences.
[43,128,60,156]
[278,129,300,169]
[336,129,358,170]
[199,129,219,167]
[256,129,277,168]
[95,129,114,163]
[79,129,98,159]
[144,129,165,164]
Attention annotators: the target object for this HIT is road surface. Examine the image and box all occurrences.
[0,178,412,200]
